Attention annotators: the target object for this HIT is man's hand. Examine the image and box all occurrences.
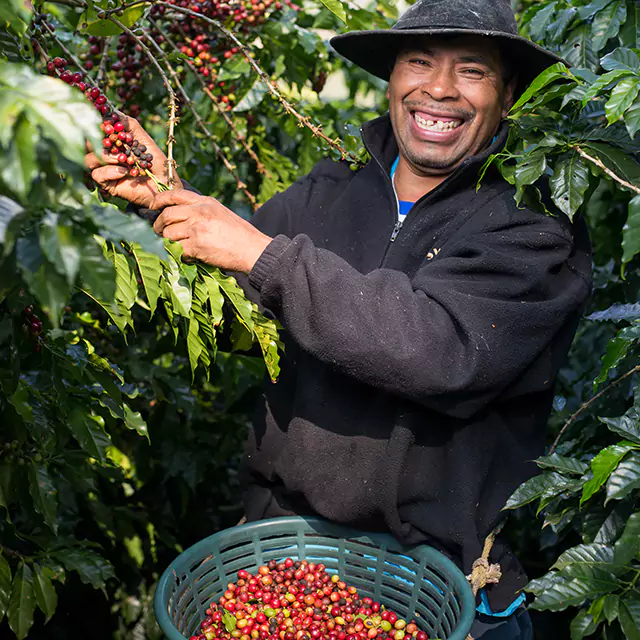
[85,115,183,209]
[152,189,273,274]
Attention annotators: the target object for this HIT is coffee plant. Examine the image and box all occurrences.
[494,1,640,638]
[1,0,639,638]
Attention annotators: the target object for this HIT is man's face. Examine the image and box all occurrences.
[387,36,515,176]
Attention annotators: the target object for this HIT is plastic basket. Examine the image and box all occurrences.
[155,516,475,640]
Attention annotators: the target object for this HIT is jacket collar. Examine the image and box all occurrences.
[360,113,510,199]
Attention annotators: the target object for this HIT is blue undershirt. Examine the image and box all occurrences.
[390,155,526,619]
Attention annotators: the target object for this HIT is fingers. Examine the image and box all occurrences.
[91,164,129,186]
[153,204,193,234]
[161,221,192,242]
[85,149,122,171]
[151,188,203,212]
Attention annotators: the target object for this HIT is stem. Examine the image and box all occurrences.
[151,18,273,181]
[141,27,257,206]
[575,147,640,195]
[155,1,358,163]
[549,364,640,455]
[108,15,178,186]
[94,37,111,90]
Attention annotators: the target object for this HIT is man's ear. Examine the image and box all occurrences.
[501,76,518,118]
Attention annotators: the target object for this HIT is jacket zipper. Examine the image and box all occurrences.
[390,220,404,242]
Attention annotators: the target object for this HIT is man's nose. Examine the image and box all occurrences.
[420,66,460,101]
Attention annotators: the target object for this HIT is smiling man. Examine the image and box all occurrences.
[87,1,592,638]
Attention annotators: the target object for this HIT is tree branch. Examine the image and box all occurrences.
[151,18,273,181]
[108,15,178,186]
[575,147,640,195]
[155,1,358,163]
[141,27,257,206]
[549,364,640,455]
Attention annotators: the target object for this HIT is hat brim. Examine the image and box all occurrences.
[330,29,564,92]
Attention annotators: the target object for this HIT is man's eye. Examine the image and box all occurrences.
[462,68,486,76]
[409,58,430,66]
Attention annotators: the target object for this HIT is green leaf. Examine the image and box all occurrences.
[0,553,11,621]
[1,115,37,200]
[531,577,616,612]
[619,598,640,640]
[623,195,640,270]
[514,149,547,202]
[252,309,283,383]
[187,318,205,380]
[510,63,573,114]
[592,0,627,52]
[550,153,590,220]
[613,512,640,564]
[79,236,116,302]
[53,548,115,589]
[583,142,640,188]
[131,245,162,317]
[624,101,640,138]
[547,7,578,44]
[233,77,269,112]
[8,563,35,640]
[594,333,633,389]
[504,471,571,510]
[67,405,111,464]
[619,0,639,48]
[123,405,150,443]
[0,195,23,247]
[28,463,57,534]
[319,0,347,24]
[603,594,620,624]
[600,383,640,443]
[601,48,640,72]
[207,267,254,333]
[552,544,624,583]
[223,609,237,632]
[606,451,640,502]
[32,564,57,624]
[561,24,598,70]
[581,444,636,505]
[570,609,598,640]
[112,249,137,312]
[605,78,640,125]
[589,303,640,322]
[163,254,192,317]
[537,454,588,475]
[580,69,634,107]
[39,215,83,287]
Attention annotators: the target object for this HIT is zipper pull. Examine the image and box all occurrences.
[390,220,403,242]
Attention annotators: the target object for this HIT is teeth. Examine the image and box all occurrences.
[414,113,461,132]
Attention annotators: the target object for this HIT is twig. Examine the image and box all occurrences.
[108,15,178,185]
[94,37,111,90]
[575,147,640,195]
[45,0,87,7]
[142,28,257,206]
[151,18,273,180]
[549,364,640,455]
[155,0,358,163]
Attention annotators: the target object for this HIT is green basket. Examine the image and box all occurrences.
[154,516,476,640]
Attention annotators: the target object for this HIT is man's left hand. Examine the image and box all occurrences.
[152,189,273,274]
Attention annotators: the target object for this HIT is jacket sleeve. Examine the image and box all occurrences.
[248,215,591,418]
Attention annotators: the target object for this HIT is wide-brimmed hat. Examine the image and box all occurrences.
[330,0,563,91]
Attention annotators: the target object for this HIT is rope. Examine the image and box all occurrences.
[464,523,505,640]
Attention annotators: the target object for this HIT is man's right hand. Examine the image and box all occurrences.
[85,115,183,210]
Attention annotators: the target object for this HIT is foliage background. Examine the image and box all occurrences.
[0,0,639,639]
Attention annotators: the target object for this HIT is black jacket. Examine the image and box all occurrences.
[241,115,592,609]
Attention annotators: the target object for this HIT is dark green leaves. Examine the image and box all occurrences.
[623,194,640,269]
[550,153,591,220]
[32,564,57,624]
[67,405,112,464]
[581,443,637,505]
[0,553,11,622]
[605,78,640,125]
[601,47,640,72]
[317,0,347,24]
[28,463,58,534]
[8,563,35,640]
[619,598,640,640]
[53,548,115,589]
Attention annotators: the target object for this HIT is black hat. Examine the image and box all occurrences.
[330,0,563,90]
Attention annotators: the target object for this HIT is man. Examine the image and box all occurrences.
[87,1,592,637]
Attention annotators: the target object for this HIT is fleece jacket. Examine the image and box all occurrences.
[235,114,592,610]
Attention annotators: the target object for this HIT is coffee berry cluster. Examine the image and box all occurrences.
[45,56,152,178]
[191,559,431,640]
